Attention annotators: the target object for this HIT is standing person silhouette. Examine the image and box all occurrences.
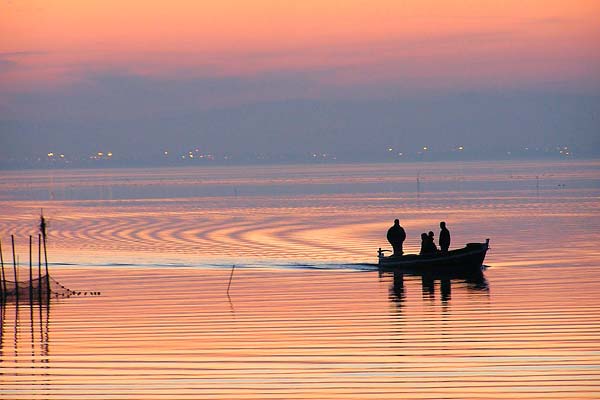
[387,219,406,256]
[439,221,451,253]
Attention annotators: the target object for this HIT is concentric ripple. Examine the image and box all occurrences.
[0,160,599,399]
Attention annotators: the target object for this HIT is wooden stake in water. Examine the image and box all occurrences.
[40,210,50,299]
[38,234,42,302]
[11,235,18,302]
[43,233,49,300]
[29,235,33,303]
[0,238,6,301]
[227,264,236,295]
[40,209,47,241]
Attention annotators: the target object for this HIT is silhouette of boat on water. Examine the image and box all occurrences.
[378,239,489,272]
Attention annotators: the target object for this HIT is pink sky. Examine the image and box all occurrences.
[2,0,599,93]
[1,1,599,159]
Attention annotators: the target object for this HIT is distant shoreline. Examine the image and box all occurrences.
[1,154,597,171]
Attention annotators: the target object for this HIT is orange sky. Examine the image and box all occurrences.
[1,0,599,90]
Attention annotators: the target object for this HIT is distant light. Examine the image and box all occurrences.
[387,148,393,152]
[164,151,169,155]
[189,154,194,158]
[47,152,54,157]
[423,146,428,151]
[458,146,464,151]
[97,152,103,156]
[107,152,113,157]
[398,152,403,156]
[60,154,65,158]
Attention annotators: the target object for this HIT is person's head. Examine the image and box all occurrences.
[440,221,446,229]
[428,231,434,238]
[421,233,428,240]
[394,219,399,225]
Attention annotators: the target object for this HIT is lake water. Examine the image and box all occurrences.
[1,160,599,399]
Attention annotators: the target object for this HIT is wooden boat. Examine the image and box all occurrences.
[378,239,489,272]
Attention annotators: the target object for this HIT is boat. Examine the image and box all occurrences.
[377,239,489,272]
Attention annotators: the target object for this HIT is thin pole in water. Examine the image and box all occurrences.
[38,235,42,302]
[29,235,33,303]
[11,235,18,303]
[227,264,236,295]
[0,238,6,301]
[43,233,49,301]
[41,209,49,299]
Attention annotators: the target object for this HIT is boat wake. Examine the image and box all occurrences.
[275,262,379,271]
[50,260,379,271]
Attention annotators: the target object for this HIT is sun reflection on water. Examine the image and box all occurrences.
[1,161,599,399]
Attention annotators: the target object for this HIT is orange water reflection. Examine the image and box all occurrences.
[2,266,600,399]
[0,192,595,266]
[1,161,599,398]
[1,161,599,268]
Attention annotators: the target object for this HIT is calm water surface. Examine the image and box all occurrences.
[1,160,599,399]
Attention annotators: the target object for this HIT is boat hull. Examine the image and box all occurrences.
[378,240,489,273]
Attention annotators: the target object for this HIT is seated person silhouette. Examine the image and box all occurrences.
[428,231,438,252]
[387,219,406,256]
[420,233,429,255]
[420,232,438,255]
